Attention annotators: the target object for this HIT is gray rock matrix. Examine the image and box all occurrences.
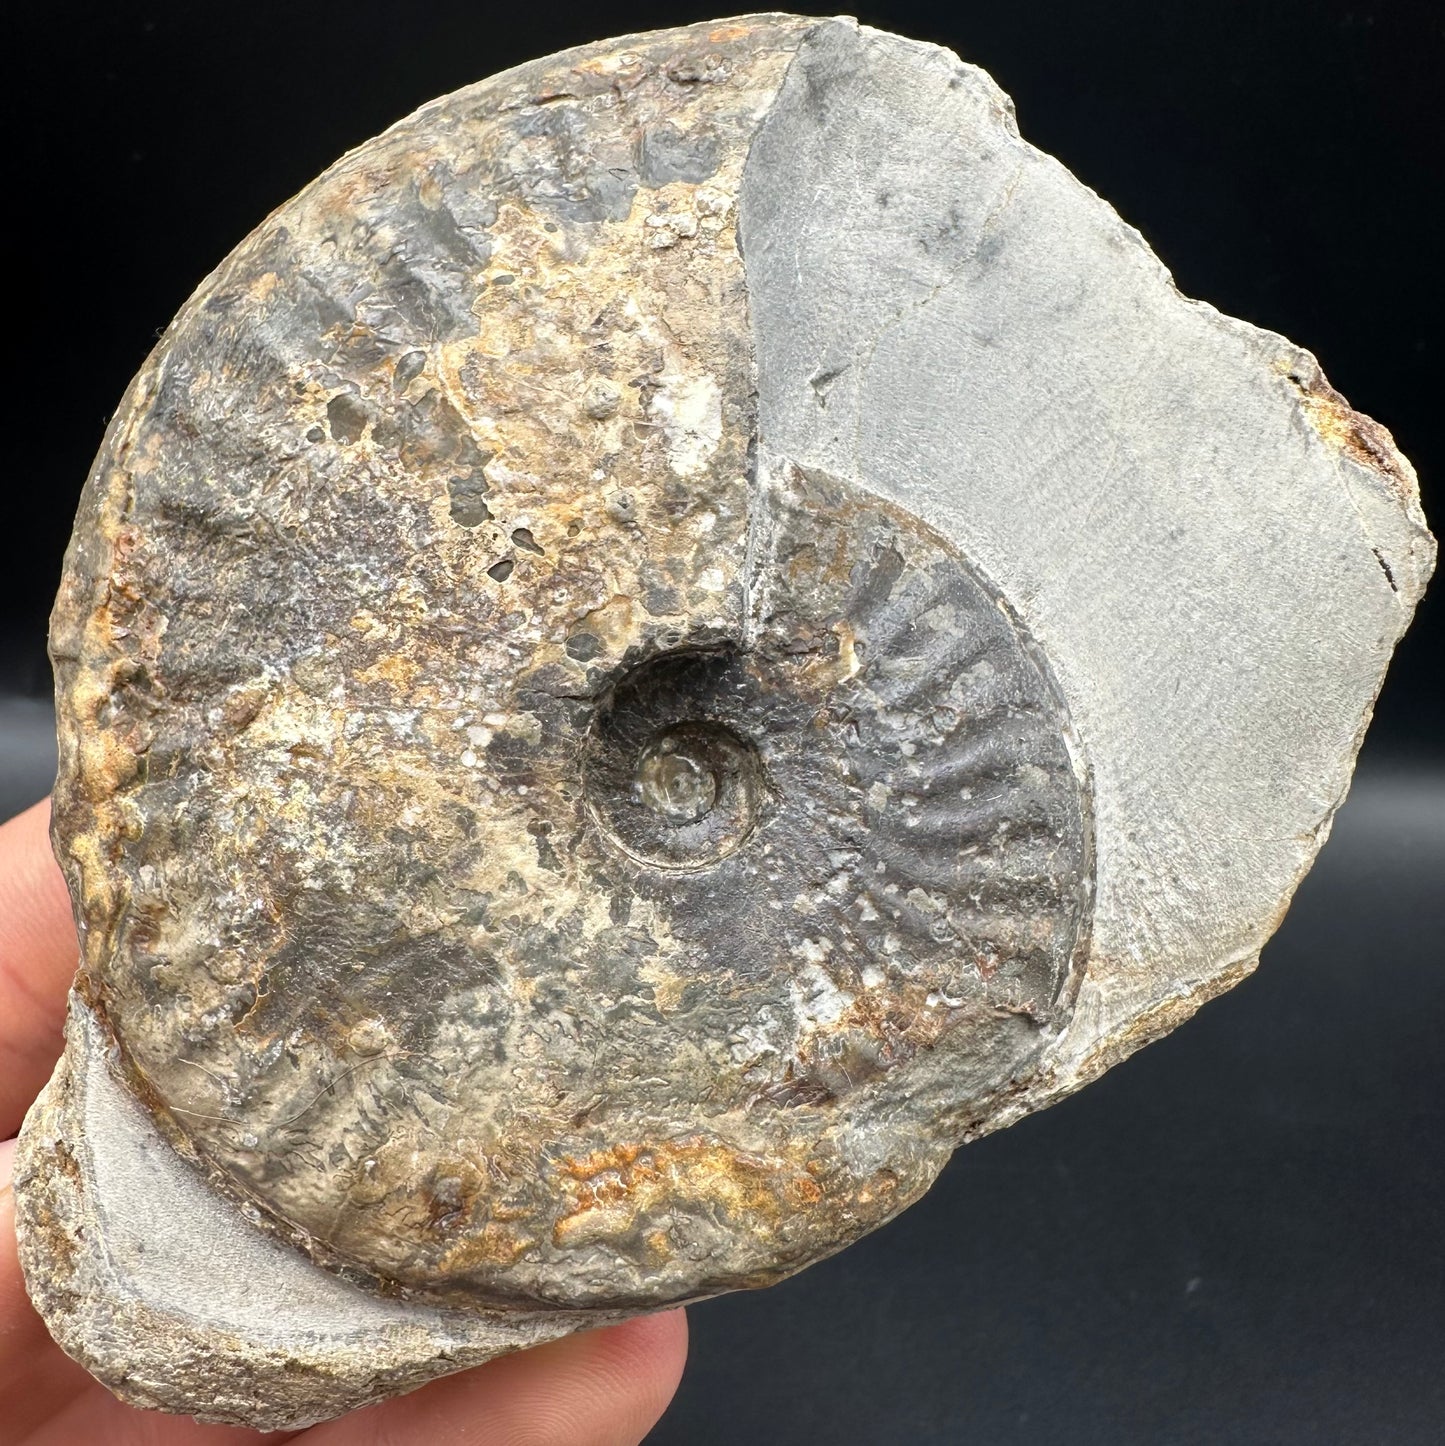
[15,14,1431,1429]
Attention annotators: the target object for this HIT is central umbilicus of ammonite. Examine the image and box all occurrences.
[588,651,767,867]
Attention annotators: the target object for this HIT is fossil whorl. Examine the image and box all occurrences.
[37,14,1430,1372]
[49,16,1090,1310]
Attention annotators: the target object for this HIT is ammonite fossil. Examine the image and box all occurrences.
[14,13,1432,1429]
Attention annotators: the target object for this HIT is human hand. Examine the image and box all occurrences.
[0,799,688,1445]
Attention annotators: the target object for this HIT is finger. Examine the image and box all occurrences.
[0,801,78,1135]
[303,1309,688,1446]
[2,1139,298,1446]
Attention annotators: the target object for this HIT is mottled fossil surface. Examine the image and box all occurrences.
[15,12,1432,1429]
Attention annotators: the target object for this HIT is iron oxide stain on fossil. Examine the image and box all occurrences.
[14,12,1431,1430]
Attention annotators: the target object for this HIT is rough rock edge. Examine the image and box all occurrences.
[14,1000,645,1429]
[871,14,1431,564]
[976,73,1437,1118]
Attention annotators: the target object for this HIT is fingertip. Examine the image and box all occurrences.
[306,1307,688,1446]
[574,1308,690,1435]
[486,1308,690,1446]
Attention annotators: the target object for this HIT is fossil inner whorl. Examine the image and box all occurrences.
[586,653,766,868]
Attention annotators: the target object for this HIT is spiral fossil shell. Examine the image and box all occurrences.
[18,11,1430,1427]
[47,18,1091,1305]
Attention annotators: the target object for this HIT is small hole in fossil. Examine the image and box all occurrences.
[511,527,545,555]
[488,558,515,583]
[393,349,427,390]
[448,471,492,527]
[326,392,370,445]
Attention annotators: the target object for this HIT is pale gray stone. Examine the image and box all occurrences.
[740,16,1433,1119]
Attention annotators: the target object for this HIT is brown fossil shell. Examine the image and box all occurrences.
[48,16,1093,1311]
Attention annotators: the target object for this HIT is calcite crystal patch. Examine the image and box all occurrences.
[15,14,1432,1429]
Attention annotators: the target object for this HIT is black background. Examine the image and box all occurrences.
[5,4,1442,1443]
